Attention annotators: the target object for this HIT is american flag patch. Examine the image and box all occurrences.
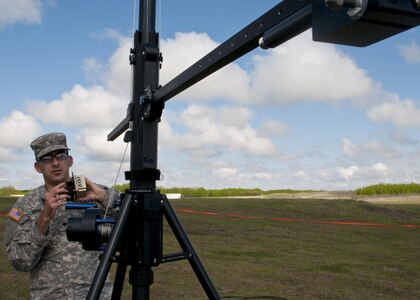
[8,207,25,222]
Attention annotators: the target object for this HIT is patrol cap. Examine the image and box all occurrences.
[30,132,70,161]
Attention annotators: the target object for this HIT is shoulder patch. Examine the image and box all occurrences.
[8,207,26,222]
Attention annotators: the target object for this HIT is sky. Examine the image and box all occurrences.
[0,0,419,191]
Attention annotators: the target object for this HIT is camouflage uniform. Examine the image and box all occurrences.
[4,185,119,299]
[3,132,119,299]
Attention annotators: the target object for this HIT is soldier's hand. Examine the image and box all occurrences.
[37,183,69,235]
[44,183,69,214]
[75,177,107,204]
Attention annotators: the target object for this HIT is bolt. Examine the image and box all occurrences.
[129,54,135,65]
[325,0,363,9]
[325,0,344,10]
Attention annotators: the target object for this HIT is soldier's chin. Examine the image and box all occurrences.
[47,174,68,186]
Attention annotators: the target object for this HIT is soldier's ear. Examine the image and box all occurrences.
[68,155,73,167]
[34,162,42,173]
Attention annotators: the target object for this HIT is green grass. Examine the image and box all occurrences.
[0,197,30,299]
[113,184,315,197]
[355,183,420,196]
[1,196,420,299]
[156,187,315,197]
[0,186,27,196]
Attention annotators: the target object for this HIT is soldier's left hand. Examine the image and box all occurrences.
[75,177,107,204]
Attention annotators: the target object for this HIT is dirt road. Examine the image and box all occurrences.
[244,191,420,204]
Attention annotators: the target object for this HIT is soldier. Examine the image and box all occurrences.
[3,132,118,299]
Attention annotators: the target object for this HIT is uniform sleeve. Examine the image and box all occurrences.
[4,212,54,272]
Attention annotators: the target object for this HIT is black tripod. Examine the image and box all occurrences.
[86,191,219,299]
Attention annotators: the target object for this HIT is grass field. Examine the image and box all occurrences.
[1,196,420,299]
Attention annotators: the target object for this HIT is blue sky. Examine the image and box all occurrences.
[0,0,419,190]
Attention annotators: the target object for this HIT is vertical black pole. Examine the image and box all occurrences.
[130,0,160,192]
[129,1,161,299]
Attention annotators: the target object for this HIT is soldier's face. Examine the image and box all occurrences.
[34,151,73,186]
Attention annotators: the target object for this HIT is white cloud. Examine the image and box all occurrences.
[82,57,105,83]
[0,111,41,171]
[388,130,418,146]
[25,84,126,128]
[294,170,309,181]
[23,30,131,133]
[340,138,398,158]
[372,162,387,177]
[0,110,41,148]
[101,32,132,96]
[341,138,357,156]
[160,32,251,102]
[363,140,399,157]
[261,119,289,136]
[161,32,218,83]
[0,0,45,29]
[0,147,16,164]
[161,104,278,158]
[74,128,129,161]
[367,98,420,127]
[248,31,374,104]
[398,40,420,64]
[337,166,360,181]
[212,167,238,178]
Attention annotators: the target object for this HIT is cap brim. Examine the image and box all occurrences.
[37,145,70,160]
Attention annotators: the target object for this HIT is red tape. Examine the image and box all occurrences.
[176,208,420,229]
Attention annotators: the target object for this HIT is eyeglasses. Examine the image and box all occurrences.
[38,151,69,164]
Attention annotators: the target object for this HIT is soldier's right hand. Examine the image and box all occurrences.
[36,183,70,235]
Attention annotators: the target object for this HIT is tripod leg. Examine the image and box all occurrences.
[162,196,220,300]
[111,260,127,300]
[87,193,134,300]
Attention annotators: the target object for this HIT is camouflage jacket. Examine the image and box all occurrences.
[3,185,120,300]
